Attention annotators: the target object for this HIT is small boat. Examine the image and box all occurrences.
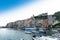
[25,31,31,34]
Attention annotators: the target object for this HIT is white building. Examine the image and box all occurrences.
[48,15,55,25]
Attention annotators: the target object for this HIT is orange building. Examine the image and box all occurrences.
[41,19,48,27]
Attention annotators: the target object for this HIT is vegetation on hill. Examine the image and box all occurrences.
[52,23,60,28]
[54,11,60,21]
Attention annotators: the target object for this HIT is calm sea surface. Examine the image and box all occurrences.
[0,28,32,40]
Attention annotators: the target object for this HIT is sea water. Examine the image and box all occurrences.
[0,28,32,40]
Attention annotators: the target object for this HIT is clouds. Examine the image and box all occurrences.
[0,0,60,26]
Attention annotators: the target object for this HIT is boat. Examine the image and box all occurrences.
[25,31,32,34]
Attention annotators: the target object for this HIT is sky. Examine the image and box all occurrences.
[0,0,60,26]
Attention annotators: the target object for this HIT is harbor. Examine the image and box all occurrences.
[0,28,32,40]
[0,0,60,40]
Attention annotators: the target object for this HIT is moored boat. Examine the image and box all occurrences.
[25,31,32,34]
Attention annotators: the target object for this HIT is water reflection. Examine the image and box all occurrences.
[0,28,32,40]
[0,28,7,33]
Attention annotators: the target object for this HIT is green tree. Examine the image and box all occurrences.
[54,11,60,21]
[52,23,60,28]
[46,25,52,36]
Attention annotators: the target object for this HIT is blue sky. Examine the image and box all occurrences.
[0,0,60,26]
[0,0,37,26]
[0,0,35,12]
